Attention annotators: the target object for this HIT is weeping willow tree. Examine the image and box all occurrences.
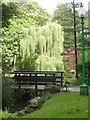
[17,22,64,71]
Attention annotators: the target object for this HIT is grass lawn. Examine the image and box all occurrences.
[23,92,88,118]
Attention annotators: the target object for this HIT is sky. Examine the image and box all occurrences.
[34,0,90,14]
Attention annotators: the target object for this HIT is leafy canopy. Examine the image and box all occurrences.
[19,22,64,71]
[2,1,51,72]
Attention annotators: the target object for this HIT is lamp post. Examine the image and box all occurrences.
[78,3,88,95]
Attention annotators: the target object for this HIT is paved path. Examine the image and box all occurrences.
[64,86,90,93]
[63,86,80,92]
[12,84,90,93]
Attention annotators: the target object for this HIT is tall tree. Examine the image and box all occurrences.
[19,22,64,71]
[53,3,81,49]
[2,1,51,72]
[53,2,89,80]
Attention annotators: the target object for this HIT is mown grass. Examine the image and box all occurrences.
[0,92,88,119]
[23,92,88,118]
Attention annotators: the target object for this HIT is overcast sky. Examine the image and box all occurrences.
[34,0,90,14]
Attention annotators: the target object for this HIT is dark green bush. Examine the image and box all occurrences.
[37,97,47,108]
[25,105,35,113]
[24,92,52,113]
[15,89,34,102]
[44,84,60,94]
[2,77,15,110]
[37,92,52,108]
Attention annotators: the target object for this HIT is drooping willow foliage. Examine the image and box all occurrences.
[18,22,64,71]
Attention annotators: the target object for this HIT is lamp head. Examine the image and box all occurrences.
[78,3,86,18]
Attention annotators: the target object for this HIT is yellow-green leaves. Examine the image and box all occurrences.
[20,22,64,71]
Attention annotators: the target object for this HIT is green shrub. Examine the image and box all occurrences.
[2,78,15,110]
[37,92,52,108]
[70,78,79,85]
[15,89,34,102]
[44,84,60,94]
[37,97,47,108]
[1,110,17,118]
[25,92,53,114]
[25,105,35,113]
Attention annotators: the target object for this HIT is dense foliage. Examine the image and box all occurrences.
[53,3,89,80]
[18,22,64,71]
[2,1,50,27]
[1,1,90,118]
[2,1,51,72]
[53,3,88,48]
[2,78,15,110]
